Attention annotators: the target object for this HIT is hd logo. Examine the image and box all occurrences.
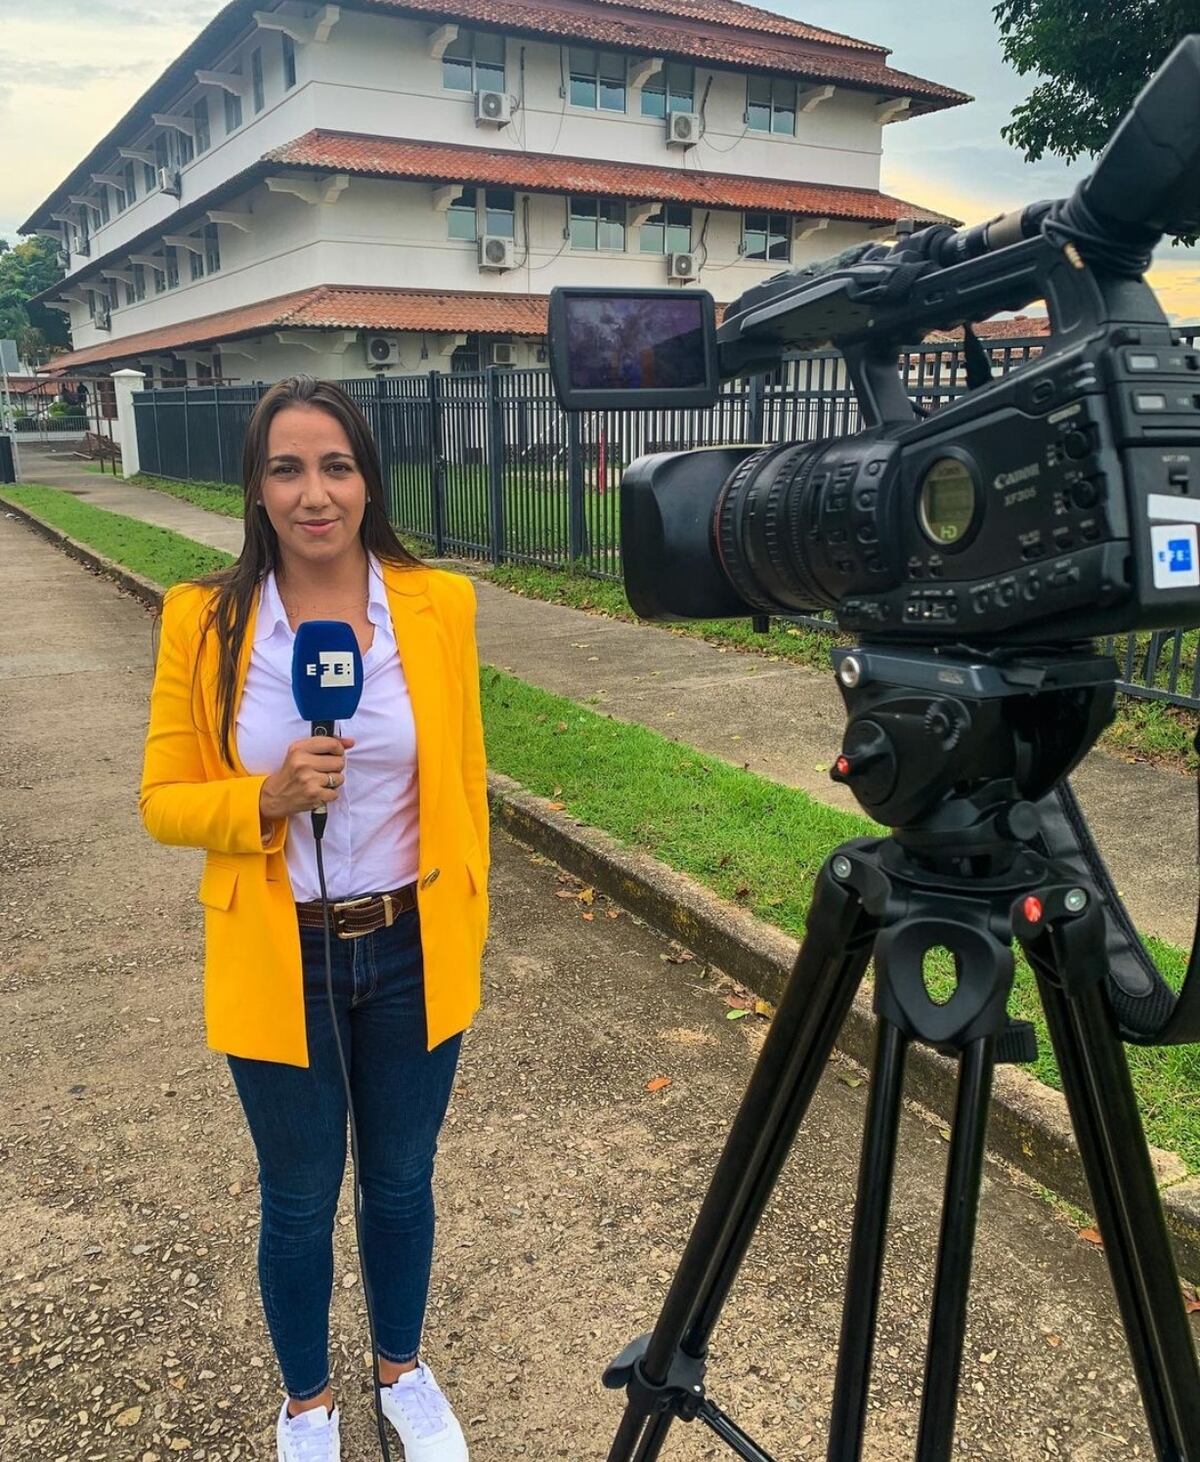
[1151,524,1200,589]
[305,652,356,688]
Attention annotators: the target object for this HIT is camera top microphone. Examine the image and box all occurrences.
[291,621,364,840]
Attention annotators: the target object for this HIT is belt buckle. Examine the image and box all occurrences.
[332,894,374,941]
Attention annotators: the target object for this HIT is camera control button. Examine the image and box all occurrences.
[1071,479,1102,509]
[1023,573,1043,602]
[856,524,878,544]
[1053,527,1074,550]
[866,460,885,477]
[1063,429,1095,460]
[856,490,878,510]
[995,578,1019,608]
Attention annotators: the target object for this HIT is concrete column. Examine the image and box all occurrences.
[111,369,146,479]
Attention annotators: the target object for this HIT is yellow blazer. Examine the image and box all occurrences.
[140,562,489,1068]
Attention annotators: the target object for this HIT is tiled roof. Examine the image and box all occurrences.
[378,0,969,107]
[269,130,956,226]
[926,315,1051,343]
[569,0,884,51]
[42,286,554,372]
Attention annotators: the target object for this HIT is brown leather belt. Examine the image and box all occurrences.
[295,882,418,940]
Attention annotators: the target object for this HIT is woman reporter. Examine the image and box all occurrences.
[140,377,487,1462]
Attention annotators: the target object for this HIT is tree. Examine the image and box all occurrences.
[0,236,69,362]
[994,1,1200,164]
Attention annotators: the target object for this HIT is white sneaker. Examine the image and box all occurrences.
[277,1399,341,1462]
[379,1362,468,1461]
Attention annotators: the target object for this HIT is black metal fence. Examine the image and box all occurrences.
[131,336,1200,711]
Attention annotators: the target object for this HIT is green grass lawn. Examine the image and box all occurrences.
[1,484,232,585]
[13,479,1197,1167]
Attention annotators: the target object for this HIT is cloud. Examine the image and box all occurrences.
[0,54,147,88]
[14,0,224,24]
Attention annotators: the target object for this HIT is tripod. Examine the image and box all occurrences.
[604,647,1200,1462]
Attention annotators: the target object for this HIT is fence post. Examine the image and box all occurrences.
[111,369,146,479]
[567,413,587,562]
[746,374,766,443]
[428,370,447,557]
[183,385,192,483]
[485,367,507,565]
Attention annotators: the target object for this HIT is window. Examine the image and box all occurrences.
[251,48,265,112]
[154,131,173,174]
[640,204,692,255]
[747,75,797,135]
[178,125,195,167]
[196,359,214,384]
[153,260,167,294]
[133,264,146,301]
[569,47,626,111]
[641,61,694,118]
[165,248,180,289]
[97,189,110,225]
[144,160,157,193]
[194,97,211,153]
[114,171,128,215]
[442,29,505,92]
[742,211,791,262]
[225,82,243,133]
[190,241,205,282]
[450,334,482,373]
[283,33,297,89]
[484,188,515,238]
[570,197,625,251]
[123,161,137,205]
[204,222,221,274]
[88,289,96,320]
[448,187,479,241]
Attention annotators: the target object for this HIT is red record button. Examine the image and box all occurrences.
[1023,895,1044,925]
[835,755,851,777]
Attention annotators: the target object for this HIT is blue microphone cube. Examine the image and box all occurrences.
[291,621,365,724]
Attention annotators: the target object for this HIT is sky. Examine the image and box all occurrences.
[1,0,1197,320]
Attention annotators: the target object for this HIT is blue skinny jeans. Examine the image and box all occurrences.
[227,907,461,1400]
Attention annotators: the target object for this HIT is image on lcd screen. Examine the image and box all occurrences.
[565,296,706,392]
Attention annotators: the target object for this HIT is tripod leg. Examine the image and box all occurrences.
[826,1019,909,1462]
[606,857,879,1462]
[915,1036,997,1462]
[1034,969,1200,1460]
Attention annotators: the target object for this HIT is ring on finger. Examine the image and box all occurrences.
[326,772,338,790]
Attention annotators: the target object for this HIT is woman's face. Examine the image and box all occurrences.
[259,405,369,572]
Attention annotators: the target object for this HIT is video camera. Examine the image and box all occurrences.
[548,37,1200,647]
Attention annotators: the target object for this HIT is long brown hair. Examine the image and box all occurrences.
[192,375,423,767]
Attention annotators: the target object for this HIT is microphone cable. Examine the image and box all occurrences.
[312,827,395,1462]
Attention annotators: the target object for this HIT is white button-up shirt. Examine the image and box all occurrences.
[235,556,420,903]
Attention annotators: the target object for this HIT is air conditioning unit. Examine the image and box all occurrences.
[159,167,182,198]
[668,251,699,281]
[95,305,112,333]
[667,111,701,148]
[479,235,516,272]
[490,342,517,367]
[475,89,513,126]
[365,335,402,368]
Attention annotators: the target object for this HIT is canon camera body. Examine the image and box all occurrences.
[547,37,1200,646]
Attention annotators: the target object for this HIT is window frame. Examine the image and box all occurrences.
[567,46,627,112]
[746,74,798,136]
[442,29,506,94]
[639,203,693,255]
[251,48,265,113]
[640,61,695,119]
[569,197,627,253]
[204,222,222,275]
[194,97,211,153]
[165,248,180,290]
[282,33,297,90]
[741,210,792,263]
[224,82,243,134]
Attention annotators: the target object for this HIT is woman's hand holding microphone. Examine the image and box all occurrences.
[259,736,356,836]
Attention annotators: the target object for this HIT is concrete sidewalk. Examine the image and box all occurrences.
[2,497,1182,1461]
[18,441,1194,949]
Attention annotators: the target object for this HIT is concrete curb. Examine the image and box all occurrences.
[0,494,164,612]
[488,771,1200,1280]
[6,502,1197,1280]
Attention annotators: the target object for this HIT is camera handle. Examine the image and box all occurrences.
[603,659,1200,1462]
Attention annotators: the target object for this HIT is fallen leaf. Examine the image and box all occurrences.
[578,887,595,905]
[605,909,621,920]
[581,911,594,922]
[815,763,830,773]
[661,948,695,964]
[646,1077,672,1093]
[555,890,577,900]
[838,1074,864,1089]
[1078,1227,1103,1248]
[734,884,751,899]
[753,999,775,1018]
[547,801,566,812]
[1046,1334,1062,1347]
[1186,1297,1200,1315]
[727,1009,749,1021]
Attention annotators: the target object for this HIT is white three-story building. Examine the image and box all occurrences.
[22,0,965,384]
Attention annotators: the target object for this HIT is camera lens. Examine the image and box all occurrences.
[918,457,978,548]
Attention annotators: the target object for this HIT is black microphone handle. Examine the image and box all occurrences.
[311,718,335,841]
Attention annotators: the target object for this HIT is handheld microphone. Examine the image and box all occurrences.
[291,621,364,840]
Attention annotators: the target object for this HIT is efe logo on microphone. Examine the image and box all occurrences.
[305,651,356,688]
